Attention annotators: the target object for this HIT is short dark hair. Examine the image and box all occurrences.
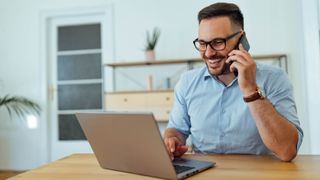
[198,2,244,29]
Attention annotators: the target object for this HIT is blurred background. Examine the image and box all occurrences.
[0,0,319,172]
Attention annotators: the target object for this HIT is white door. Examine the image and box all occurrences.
[47,8,113,161]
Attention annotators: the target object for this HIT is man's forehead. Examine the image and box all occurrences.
[198,17,233,39]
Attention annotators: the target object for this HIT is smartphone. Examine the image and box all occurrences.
[237,34,250,51]
[229,34,250,76]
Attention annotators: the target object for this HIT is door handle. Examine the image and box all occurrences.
[49,85,56,101]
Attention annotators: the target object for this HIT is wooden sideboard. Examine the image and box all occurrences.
[105,90,173,122]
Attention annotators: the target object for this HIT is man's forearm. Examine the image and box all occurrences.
[247,99,298,161]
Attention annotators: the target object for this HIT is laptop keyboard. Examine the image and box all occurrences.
[174,165,195,174]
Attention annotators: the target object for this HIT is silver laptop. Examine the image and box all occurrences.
[76,112,215,180]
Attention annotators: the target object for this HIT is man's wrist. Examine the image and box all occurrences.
[242,85,258,96]
[243,86,265,103]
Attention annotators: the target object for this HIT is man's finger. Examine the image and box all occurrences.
[229,61,244,73]
[164,138,175,160]
[164,138,171,154]
[168,138,176,152]
[226,54,247,65]
[173,145,188,157]
[178,145,188,154]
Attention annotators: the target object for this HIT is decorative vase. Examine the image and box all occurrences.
[145,50,156,61]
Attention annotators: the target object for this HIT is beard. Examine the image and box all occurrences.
[204,54,230,76]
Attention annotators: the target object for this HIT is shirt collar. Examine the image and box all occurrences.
[203,67,238,87]
[203,68,211,80]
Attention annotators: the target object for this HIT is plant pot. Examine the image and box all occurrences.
[145,50,156,61]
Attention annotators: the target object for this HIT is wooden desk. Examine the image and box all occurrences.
[10,154,320,179]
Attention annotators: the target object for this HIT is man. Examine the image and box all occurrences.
[164,2,303,162]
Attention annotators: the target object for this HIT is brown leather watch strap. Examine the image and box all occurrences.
[243,87,265,103]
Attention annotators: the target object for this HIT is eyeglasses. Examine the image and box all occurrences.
[193,31,241,52]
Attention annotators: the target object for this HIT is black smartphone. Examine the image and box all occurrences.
[237,34,250,51]
[229,34,250,76]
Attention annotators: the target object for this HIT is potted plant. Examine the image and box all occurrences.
[144,27,160,61]
[0,95,40,120]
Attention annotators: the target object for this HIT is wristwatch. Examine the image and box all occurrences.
[243,87,265,103]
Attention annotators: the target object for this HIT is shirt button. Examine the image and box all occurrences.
[222,110,226,113]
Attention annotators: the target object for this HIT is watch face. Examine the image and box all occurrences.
[257,87,264,97]
[243,87,265,102]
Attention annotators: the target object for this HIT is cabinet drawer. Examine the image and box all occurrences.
[106,93,146,109]
[147,107,171,122]
[105,91,174,122]
[146,92,173,106]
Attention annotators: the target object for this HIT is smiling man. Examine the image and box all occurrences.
[164,2,303,162]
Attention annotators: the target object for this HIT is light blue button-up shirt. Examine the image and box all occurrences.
[167,63,303,155]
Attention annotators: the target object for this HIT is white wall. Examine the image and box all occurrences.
[0,0,314,170]
[301,0,320,154]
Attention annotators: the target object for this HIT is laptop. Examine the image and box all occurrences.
[76,112,215,180]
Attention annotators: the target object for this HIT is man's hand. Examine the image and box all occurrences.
[164,136,188,160]
[226,44,257,96]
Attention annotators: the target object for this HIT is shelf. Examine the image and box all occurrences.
[104,54,287,67]
[104,58,201,67]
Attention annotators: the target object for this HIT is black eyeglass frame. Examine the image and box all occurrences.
[193,31,241,51]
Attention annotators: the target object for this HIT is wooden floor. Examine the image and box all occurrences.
[0,171,23,179]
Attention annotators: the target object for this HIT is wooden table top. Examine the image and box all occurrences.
[10,153,320,180]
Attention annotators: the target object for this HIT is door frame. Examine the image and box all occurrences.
[40,5,114,162]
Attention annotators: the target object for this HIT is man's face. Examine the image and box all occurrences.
[198,17,241,76]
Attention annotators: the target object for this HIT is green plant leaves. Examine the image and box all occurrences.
[145,27,160,51]
[0,95,41,120]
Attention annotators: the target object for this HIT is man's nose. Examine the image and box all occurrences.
[204,45,217,57]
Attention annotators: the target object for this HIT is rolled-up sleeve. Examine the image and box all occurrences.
[265,68,304,151]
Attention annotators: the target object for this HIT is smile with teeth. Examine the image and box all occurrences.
[207,58,224,68]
